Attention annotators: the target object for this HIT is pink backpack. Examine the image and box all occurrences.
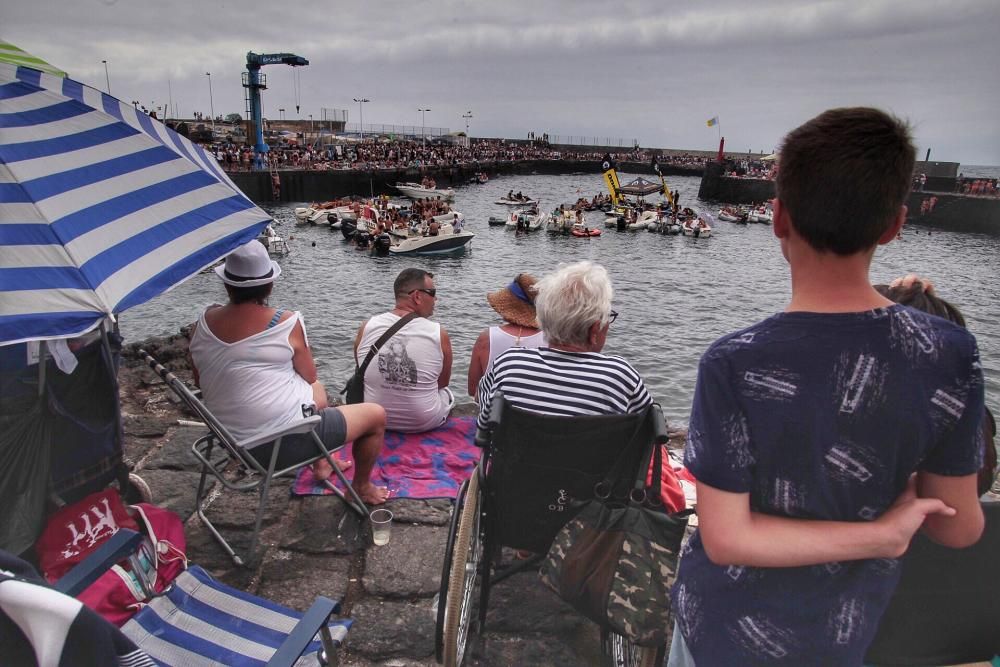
[37,490,187,626]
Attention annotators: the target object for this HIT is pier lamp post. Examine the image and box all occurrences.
[101,60,111,94]
[205,72,216,138]
[353,98,369,140]
[418,108,431,147]
[309,114,314,146]
[462,110,472,146]
[279,108,285,121]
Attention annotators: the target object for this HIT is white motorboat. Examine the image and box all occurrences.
[505,210,549,231]
[547,210,578,234]
[747,205,774,224]
[258,224,290,256]
[683,214,714,238]
[387,223,474,255]
[630,210,659,231]
[395,182,455,201]
[494,197,537,207]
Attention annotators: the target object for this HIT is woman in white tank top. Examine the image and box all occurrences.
[468,274,546,397]
[188,240,390,505]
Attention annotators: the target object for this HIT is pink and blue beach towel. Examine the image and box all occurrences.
[293,416,480,499]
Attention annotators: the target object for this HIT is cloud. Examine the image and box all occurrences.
[4,0,1000,163]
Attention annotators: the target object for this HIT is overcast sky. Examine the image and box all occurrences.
[6,0,1000,164]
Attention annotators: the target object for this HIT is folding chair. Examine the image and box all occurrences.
[435,393,675,667]
[19,529,351,666]
[139,350,368,566]
[865,501,1000,666]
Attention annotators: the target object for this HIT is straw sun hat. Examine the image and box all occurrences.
[487,274,540,329]
[214,240,281,288]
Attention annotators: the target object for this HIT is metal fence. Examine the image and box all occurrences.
[320,108,347,123]
[343,123,451,138]
[547,135,638,148]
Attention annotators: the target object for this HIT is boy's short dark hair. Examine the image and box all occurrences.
[393,268,433,297]
[776,107,915,255]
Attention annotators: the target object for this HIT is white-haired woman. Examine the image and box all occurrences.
[476,261,648,426]
[475,260,685,515]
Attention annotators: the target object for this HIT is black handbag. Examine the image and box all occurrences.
[539,427,692,647]
[340,313,417,405]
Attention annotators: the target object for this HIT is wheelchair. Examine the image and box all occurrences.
[435,393,674,667]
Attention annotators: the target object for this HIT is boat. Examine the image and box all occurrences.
[395,182,455,201]
[570,223,601,237]
[747,204,774,224]
[682,214,714,238]
[488,216,508,226]
[718,206,748,224]
[505,210,549,232]
[547,210,578,234]
[632,210,659,231]
[258,224,290,256]
[295,199,358,225]
[387,223,474,255]
[494,197,537,207]
[469,172,489,184]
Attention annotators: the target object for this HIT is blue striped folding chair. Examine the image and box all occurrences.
[121,565,351,666]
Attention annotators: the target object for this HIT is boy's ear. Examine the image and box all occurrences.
[772,198,790,239]
[877,206,907,245]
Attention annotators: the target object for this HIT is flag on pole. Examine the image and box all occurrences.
[706,116,719,128]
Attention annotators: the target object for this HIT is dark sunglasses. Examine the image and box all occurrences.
[609,309,619,324]
[409,288,437,298]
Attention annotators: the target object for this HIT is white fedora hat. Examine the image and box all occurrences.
[214,240,282,287]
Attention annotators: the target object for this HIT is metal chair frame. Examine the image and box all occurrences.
[140,350,368,566]
[435,393,670,667]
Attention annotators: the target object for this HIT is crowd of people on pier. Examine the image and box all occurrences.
[206,137,711,174]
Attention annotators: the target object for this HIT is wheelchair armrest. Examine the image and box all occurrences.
[54,529,144,597]
[239,415,323,451]
[487,393,506,430]
[265,596,349,667]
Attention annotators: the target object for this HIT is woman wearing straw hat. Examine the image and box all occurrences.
[467,274,546,397]
[189,240,389,505]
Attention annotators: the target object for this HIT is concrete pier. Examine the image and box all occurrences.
[122,334,687,665]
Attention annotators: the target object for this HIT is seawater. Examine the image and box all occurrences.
[122,172,1000,425]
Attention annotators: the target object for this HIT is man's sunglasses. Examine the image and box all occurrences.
[409,288,437,298]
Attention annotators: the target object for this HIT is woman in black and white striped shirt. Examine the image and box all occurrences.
[476,261,652,429]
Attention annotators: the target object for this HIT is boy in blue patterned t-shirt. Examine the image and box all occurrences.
[670,108,986,666]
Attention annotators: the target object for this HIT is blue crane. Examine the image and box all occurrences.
[243,51,308,168]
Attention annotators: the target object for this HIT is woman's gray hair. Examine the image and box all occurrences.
[535,261,613,346]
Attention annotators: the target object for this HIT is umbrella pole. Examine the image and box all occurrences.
[37,341,47,397]
[99,319,129,493]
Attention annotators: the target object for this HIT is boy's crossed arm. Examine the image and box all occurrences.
[696,472,983,569]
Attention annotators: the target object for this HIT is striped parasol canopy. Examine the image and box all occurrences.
[0,40,66,77]
[0,57,272,346]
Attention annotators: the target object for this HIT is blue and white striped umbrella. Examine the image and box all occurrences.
[0,62,271,346]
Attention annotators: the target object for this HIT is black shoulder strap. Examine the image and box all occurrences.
[356,312,419,376]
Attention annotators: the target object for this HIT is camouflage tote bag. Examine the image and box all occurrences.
[540,438,692,646]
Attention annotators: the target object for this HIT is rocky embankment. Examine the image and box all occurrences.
[122,331,688,665]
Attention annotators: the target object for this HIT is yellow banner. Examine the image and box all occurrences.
[602,167,621,205]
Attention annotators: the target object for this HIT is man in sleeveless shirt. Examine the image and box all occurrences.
[353,268,454,433]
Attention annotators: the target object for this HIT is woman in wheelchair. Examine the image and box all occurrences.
[476,260,684,512]
[189,240,389,505]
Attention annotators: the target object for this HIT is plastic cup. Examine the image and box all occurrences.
[370,509,393,546]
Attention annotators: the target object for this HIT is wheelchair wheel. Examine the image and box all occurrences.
[442,469,482,667]
[600,628,665,667]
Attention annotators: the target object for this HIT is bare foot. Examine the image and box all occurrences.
[312,458,333,482]
[354,483,390,505]
[333,455,352,471]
